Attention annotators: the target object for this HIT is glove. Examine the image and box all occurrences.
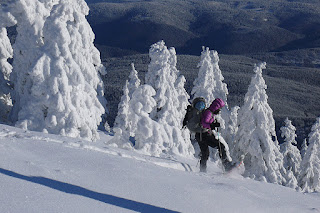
[210,121,220,129]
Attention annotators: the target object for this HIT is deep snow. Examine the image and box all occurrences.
[0,124,319,213]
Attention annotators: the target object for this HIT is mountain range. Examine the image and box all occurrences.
[85,0,320,144]
[86,0,320,57]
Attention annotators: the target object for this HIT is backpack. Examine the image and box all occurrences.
[183,97,206,133]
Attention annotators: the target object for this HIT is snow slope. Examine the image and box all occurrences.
[0,124,319,213]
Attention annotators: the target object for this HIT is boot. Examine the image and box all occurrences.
[200,159,207,173]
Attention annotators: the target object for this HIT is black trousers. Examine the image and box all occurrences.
[195,131,228,163]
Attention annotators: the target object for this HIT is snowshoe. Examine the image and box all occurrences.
[223,155,245,174]
[222,160,238,172]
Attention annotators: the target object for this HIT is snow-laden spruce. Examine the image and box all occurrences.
[209,49,228,105]
[298,117,320,192]
[191,47,228,105]
[127,85,166,156]
[145,41,182,127]
[114,81,131,132]
[114,64,140,130]
[234,62,287,184]
[126,83,194,157]
[0,7,16,122]
[0,28,13,122]
[0,7,15,80]
[280,118,301,189]
[142,41,193,157]
[9,0,106,141]
[175,75,190,127]
[9,0,53,122]
[225,106,240,159]
[127,63,140,98]
[301,139,308,159]
[192,47,222,104]
[191,47,230,131]
[175,75,193,153]
[112,63,143,148]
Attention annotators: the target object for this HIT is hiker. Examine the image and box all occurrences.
[183,97,206,133]
[195,98,234,173]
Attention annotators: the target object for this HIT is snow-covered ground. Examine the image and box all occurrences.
[0,124,319,213]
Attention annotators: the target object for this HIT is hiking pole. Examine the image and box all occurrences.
[217,128,223,159]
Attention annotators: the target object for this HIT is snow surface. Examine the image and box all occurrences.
[0,124,319,213]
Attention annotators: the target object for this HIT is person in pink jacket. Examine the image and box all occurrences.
[196,98,234,172]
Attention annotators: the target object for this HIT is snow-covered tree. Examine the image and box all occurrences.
[208,49,230,138]
[298,117,320,192]
[175,75,194,155]
[301,139,308,159]
[209,49,228,104]
[0,7,16,122]
[10,0,106,141]
[0,7,15,80]
[191,47,215,104]
[114,81,130,130]
[128,84,194,157]
[144,41,194,156]
[225,106,240,159]
[191,47,228,104]
[9,0,53,122]
[280,118,301,189]
[284,170,299,190]
[145,40,180,127]
[113,63,141,146]
[175,75,190,125]
[234,62,286,184]
[168,47,179,85]
[280,118,301,177]
[114,64,140,129]
[128,84,166,156]
[168,48,192,140]
[0,28,12,81]
[128,63,140,97]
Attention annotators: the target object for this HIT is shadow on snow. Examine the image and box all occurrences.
[0,168,179,213]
